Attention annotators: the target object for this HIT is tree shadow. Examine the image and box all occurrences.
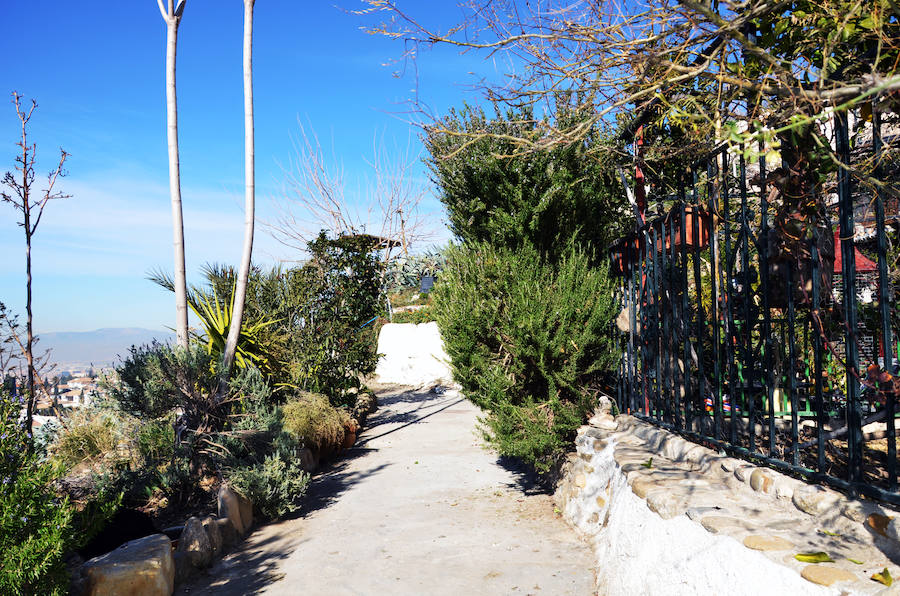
[374,385,455,407]
[183,384,468,594]
[496,455,554,496]
[358,396,465,446]
[182,532,299,595]
[183,426,394,593]
[293,458,391,517]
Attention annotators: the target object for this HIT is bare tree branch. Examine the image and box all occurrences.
[265,121,435,262]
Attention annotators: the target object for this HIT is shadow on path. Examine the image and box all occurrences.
[358,396,464,446]
[496,455,554,496]
[297,459,391,516]
[184,532,294,595]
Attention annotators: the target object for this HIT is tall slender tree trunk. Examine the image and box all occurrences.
[222,0,256,380]
[163,1,189,350]
[24,210,34,439]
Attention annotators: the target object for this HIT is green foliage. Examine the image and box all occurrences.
[390,306,435,325]
[215,370,313,519]
[288,232,383,405]
[752,1,898,88]
[281,391,348,453]
[227,452,310,519]
[107,342,220,426]
[105,342,231,505]
[135,417,175,466]
[425,101,627,261]
[433,242,620,471]
[385,249,446,291]
[106,342,213,419]
[0,391,74,595]
[182,232,384,407]
[188,283,277,373]
[149,269,279,376]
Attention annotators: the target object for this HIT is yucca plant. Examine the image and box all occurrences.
[149,270,279,376]
[190,285,276,372]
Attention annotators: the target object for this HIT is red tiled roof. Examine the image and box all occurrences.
[834,232,877,273]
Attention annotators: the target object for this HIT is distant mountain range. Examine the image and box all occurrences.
[39,328,175,371]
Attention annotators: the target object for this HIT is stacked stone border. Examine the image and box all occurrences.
[554,398,900,594]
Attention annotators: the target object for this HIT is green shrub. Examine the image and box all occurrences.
[425,101,627,262]
[390,306,436,325]
[181,232,384,408]
[281,392,348,453]
[135,416,175,466]
[283,233,383,407]
[216,371,312,519]
[0,392,75,595]
[432,242,620,471]
[106,341,219,420]
[227,451,310,519]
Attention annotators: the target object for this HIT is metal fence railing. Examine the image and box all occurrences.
[610,109,900,504]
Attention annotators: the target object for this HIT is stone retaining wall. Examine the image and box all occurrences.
[554,403,900,595]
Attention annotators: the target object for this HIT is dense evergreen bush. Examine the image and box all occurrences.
[432,242,620,471]
[107,341,219,421]
[424,100,628,262]
[284,233,383,406]
[0,391,74,595]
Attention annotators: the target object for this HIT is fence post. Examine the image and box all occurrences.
[873,108,896,490]
[835,111,863,489]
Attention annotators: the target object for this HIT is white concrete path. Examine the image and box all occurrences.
[184,384,594,595]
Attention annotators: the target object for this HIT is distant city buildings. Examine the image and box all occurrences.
[5,367,111,431]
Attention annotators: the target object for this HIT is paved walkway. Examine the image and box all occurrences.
[184,384,595,595]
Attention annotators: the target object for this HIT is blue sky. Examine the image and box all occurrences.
[0,1,495,333]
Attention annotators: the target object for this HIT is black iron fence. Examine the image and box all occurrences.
[611,110,900,504]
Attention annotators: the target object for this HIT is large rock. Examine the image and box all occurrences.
[173,552,198,585]
[218,485,246,535]
[216,517,239,547]
[237,493,254,533]
[177,517,212,568]
[82,533,174,596]
[363,391,378,413]
[298,447,317,473]
[351,392,377,425]
[202,516,222,559]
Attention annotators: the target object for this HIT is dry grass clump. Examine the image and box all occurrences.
[282,391,350,453]
[50,407,130,468]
